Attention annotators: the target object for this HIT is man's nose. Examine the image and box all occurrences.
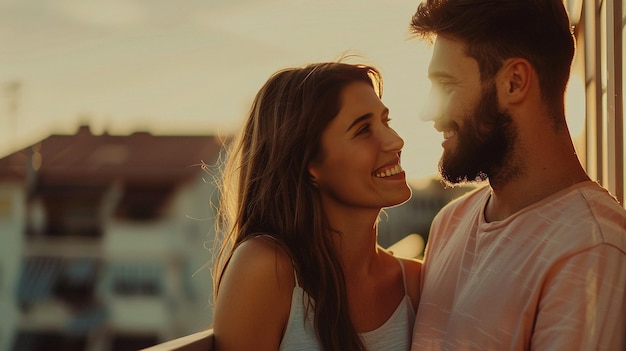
[419,89,442,122]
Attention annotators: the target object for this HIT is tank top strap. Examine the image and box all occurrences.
[292,267,300,287]
[394,257,408,295]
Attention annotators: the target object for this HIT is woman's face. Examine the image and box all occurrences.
[308,81,411,215]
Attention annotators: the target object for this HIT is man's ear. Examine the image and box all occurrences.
[497,58,532,106]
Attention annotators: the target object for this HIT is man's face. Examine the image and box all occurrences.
[421,36,518,187]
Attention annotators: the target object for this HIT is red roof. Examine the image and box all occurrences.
[0,126,224,185]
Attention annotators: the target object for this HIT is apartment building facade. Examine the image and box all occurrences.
[0,126,223,351]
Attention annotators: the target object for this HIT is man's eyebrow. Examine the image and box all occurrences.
[428,70,456,81]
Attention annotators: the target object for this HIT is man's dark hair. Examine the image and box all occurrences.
[411,0,575,119]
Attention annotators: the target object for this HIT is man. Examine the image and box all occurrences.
[410,0,626,350]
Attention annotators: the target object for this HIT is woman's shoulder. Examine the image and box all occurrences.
[212,235,295,349]
[228,235,296,290]
[379,246,421,279]
[376,249,421,310]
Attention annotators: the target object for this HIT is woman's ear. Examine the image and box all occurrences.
[307,161,319,187]
[497,58,532,106]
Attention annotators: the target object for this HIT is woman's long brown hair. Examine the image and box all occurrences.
[213,62,382,351]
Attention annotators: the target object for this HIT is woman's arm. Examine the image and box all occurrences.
[212,237,295,351]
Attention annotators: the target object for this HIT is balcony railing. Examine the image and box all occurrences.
[140,329,214,351]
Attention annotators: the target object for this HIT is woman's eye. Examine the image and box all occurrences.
[356,124,370,135]
[383,118,392,126]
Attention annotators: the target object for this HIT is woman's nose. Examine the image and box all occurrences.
[383,127,404,151]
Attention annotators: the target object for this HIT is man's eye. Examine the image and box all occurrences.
[438,81,453,92]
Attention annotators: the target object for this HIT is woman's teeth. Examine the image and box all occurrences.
[374,164,403,178]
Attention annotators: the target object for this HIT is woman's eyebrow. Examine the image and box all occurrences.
[346,113,373,132]
[345,107,389,132]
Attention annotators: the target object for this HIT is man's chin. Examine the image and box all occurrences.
[439,160,466,187]
[439,159,488,187]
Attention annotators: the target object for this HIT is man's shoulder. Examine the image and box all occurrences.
[532,181,626,254]
[577,181,626,216]
[577,183,626,252]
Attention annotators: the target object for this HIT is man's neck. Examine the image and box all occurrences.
[485,141,590,222]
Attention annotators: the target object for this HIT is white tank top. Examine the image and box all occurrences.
[279,258,415,351]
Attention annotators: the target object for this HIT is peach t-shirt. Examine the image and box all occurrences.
[412,181,626,350]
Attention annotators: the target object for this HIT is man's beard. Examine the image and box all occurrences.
[439,83,520,187]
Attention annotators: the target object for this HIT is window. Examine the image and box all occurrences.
[36,184,105,238]
[16,257,100,310]
[11,331,86,351]
[110,263,164,296]
[577,0,625,206]
[53,258,100,309]
[114,184,174,220]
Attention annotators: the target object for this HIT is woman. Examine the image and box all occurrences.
[212,62,421,351]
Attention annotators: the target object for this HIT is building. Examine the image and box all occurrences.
[0,126,223,351]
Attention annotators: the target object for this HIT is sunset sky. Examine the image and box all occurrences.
[0,0,585,180]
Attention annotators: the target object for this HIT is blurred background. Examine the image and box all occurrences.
[0,1,456,349]
[1,0,622,350]
[0,0,444,177]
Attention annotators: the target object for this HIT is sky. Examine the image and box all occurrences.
[0,0,586,181]
[0,0,445,180]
